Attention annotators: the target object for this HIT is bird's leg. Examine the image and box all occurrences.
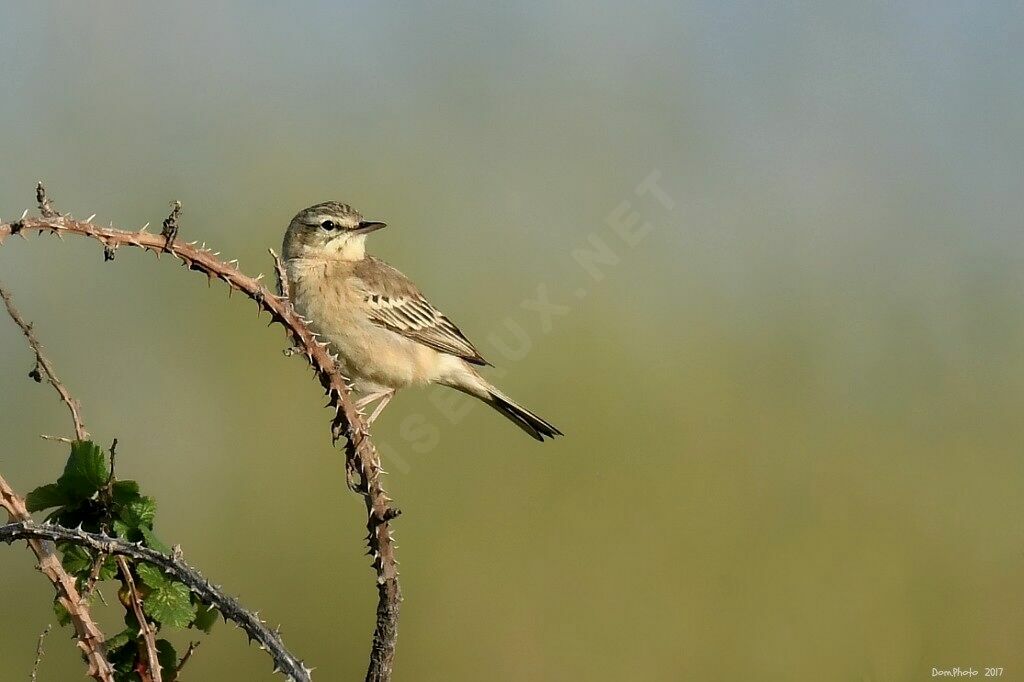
[366,390,396,425]
[355,389,392,410]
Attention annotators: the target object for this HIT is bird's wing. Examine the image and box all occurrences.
[352,257,490,366]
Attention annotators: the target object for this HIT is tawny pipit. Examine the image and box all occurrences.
[282,202,562,441]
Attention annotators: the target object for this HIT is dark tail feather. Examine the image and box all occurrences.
[486,388,563,442]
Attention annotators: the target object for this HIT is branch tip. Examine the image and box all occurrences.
[161,200,182,251]
[36,182,60,218]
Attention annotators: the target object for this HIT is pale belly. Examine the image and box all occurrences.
[288,267,441,390]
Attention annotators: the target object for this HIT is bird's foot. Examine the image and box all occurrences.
[356,389,395,425]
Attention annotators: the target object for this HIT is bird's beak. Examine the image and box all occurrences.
[353,220,387,235]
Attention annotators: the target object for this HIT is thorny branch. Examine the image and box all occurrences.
[175,641,201,677]
[2,183,402,681]
[1,200,313,682]
[117,555,163,682]
[0,521,313,682]
[1,282,153,679]
[0,274,113,679]
[0,474,114,682]
[2,203,306,681]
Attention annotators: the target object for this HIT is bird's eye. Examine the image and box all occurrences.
[320,220,336,231]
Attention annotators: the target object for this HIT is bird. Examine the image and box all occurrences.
[281,201,562,441]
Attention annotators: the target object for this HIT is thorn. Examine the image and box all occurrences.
[140,222,150,232]
[20,209,28,220]
[86,214,96,223]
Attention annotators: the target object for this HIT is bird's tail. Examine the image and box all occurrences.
[444,368,562,441]
[482,386,563,442]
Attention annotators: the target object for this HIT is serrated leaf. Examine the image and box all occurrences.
[140,526,170,553]
[143,581,195,628]
[59,543,94,575]
[111,519,135,541]
[136,562,168,590]
[25,483,70,511]
[57,441,108,501]
[111,479,140,506]
[156,639,177,676]
[118,497,156,530]
[192,603,218,633]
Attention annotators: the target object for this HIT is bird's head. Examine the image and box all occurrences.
[282,201,386,261]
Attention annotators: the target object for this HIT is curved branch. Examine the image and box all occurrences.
[0,521,312,682]
[1,192,401,680]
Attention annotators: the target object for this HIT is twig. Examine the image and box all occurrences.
[0,281,112,679]
[0,477,114,682]
[30,624,51,682]
[108,437,118,484]
[2,187,402,680]
[0,283,88,440]
[36,181,59,218]
[270,248,289,299]
[40,434,74,444]
[80,551,109,604]
[175,641,201,676]
[118,556,163,682]
[161,201,181,252]
[0,521,312,682]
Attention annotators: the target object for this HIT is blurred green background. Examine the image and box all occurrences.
[2,2,1023,680]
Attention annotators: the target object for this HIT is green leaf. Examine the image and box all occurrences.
[111,519,137,541]
[192,603,218,633]
[140,526,170,553]
[59,543,94,575]
[143,581,196,628]
[136,562,168,590]
[99,555,119,581]
[104,628,133,652]
[118,496,156,530]
[156,639,177,676]
[57,441,108,501]
[25,483,70,511]
[106,633,137,677]
[111,479,140,506]
[52,599,71,626]
[49,503,91,530]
